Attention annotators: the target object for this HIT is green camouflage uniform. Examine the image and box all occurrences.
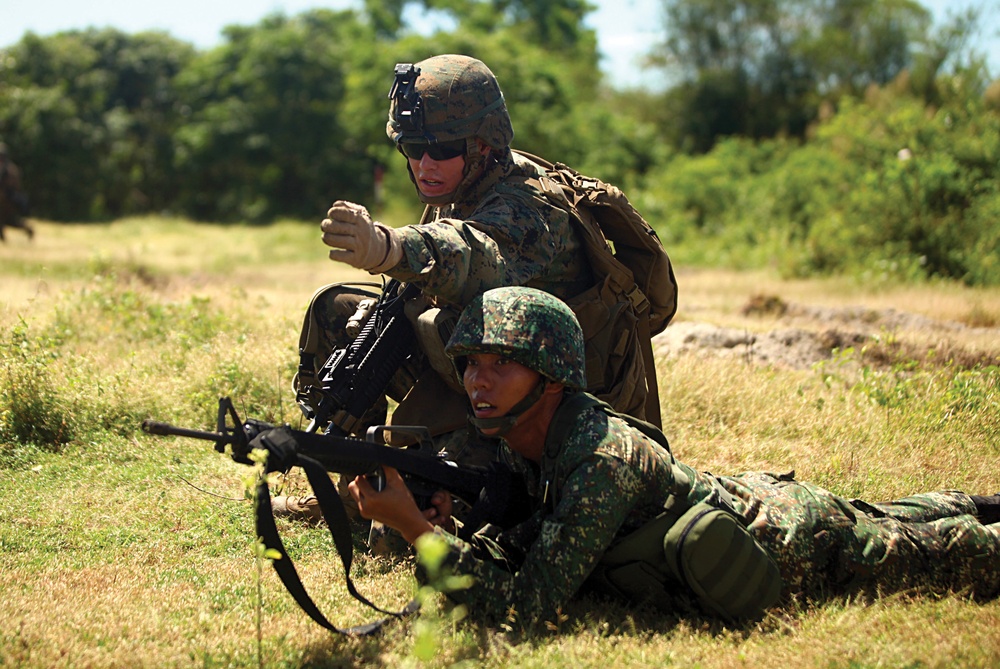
[424,397,1000,625]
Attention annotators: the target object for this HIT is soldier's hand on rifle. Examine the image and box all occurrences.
[348,466,433,544]
[423,490,455,534]
[322,200,402,273]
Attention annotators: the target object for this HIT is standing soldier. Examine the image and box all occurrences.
[0,143,34,242]
[348,286,1000,626]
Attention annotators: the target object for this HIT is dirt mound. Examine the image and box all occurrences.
[655,298,1000,371]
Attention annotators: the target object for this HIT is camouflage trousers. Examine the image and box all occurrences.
[724,473,1000,600]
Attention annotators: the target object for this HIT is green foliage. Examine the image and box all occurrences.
[0,319,72,451]
[411,532,474,663]
[173,9,375,222]
[813,347,1000,443]
[0,257,298,464]
[0,29,196,220]
[652,0,938,150]
[1,0,998,288]
[651,83,1000,286]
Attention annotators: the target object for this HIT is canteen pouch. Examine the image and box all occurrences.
[663,502,782,621]
[592,511,678,606]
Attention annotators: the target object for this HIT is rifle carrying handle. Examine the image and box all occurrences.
[364,424,433,449]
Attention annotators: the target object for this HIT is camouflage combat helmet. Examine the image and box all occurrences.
[446,286,587,389]
[386,54,514,150]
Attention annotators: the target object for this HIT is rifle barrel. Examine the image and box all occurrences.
[141,419,236,444]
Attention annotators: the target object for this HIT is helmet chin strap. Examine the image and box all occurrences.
[468,377,547,438]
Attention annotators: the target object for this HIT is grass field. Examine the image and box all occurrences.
[2,218,999,668]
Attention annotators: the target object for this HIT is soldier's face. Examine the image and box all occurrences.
[407,139,491,200]
[463,353,541,433]
[408,152,466,199]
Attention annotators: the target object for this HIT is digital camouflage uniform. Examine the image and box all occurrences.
[424,287,1000,626]
[385,149,593,307]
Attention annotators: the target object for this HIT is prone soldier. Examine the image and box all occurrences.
[348,286,1000,625]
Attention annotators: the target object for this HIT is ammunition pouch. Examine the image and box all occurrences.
[405,297,463,394]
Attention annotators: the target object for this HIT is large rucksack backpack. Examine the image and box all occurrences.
[516,150,677,428]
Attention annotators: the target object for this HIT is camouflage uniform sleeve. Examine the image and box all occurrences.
[385,189,582,306]
[425,448,648,626]
[413,407,699,625]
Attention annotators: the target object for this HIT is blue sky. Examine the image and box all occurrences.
[0,0,995,89]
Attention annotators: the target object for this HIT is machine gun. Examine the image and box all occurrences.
[296,278,421,435]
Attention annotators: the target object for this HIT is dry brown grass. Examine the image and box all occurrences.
[2,218,999,668]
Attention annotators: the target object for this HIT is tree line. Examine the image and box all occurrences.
[1,0,997,284]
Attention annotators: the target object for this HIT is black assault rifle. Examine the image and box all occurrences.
[142,396,488,505]
[142,396,491,635]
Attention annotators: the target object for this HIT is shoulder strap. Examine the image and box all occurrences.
[541,392,673,510]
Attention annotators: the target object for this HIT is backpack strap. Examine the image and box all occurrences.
[636,310,661,427]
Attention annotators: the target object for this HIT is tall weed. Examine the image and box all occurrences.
[0,319,72,452]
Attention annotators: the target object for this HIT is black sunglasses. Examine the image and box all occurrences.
[399,140,466,161]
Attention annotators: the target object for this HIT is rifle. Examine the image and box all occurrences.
[296,278,421,435]
[143,396,487,505]
[142,396,490,636]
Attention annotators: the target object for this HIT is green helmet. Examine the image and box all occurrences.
[386,54,514,151]
[446,286,586,389]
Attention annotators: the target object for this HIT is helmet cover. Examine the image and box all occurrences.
[446,286,586,389]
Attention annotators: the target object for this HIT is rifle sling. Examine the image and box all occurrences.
[255,453,420,636]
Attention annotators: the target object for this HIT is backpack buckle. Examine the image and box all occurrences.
[627,285,649,313]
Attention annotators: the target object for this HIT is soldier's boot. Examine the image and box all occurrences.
[270,495,324,524]
[367,520,413,558]
[970,493,1000,525]
[271,471,367,525]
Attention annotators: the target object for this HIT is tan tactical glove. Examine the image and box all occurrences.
[321,200,402,273]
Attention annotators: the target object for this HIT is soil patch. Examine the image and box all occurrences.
[654,296,1000,371]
